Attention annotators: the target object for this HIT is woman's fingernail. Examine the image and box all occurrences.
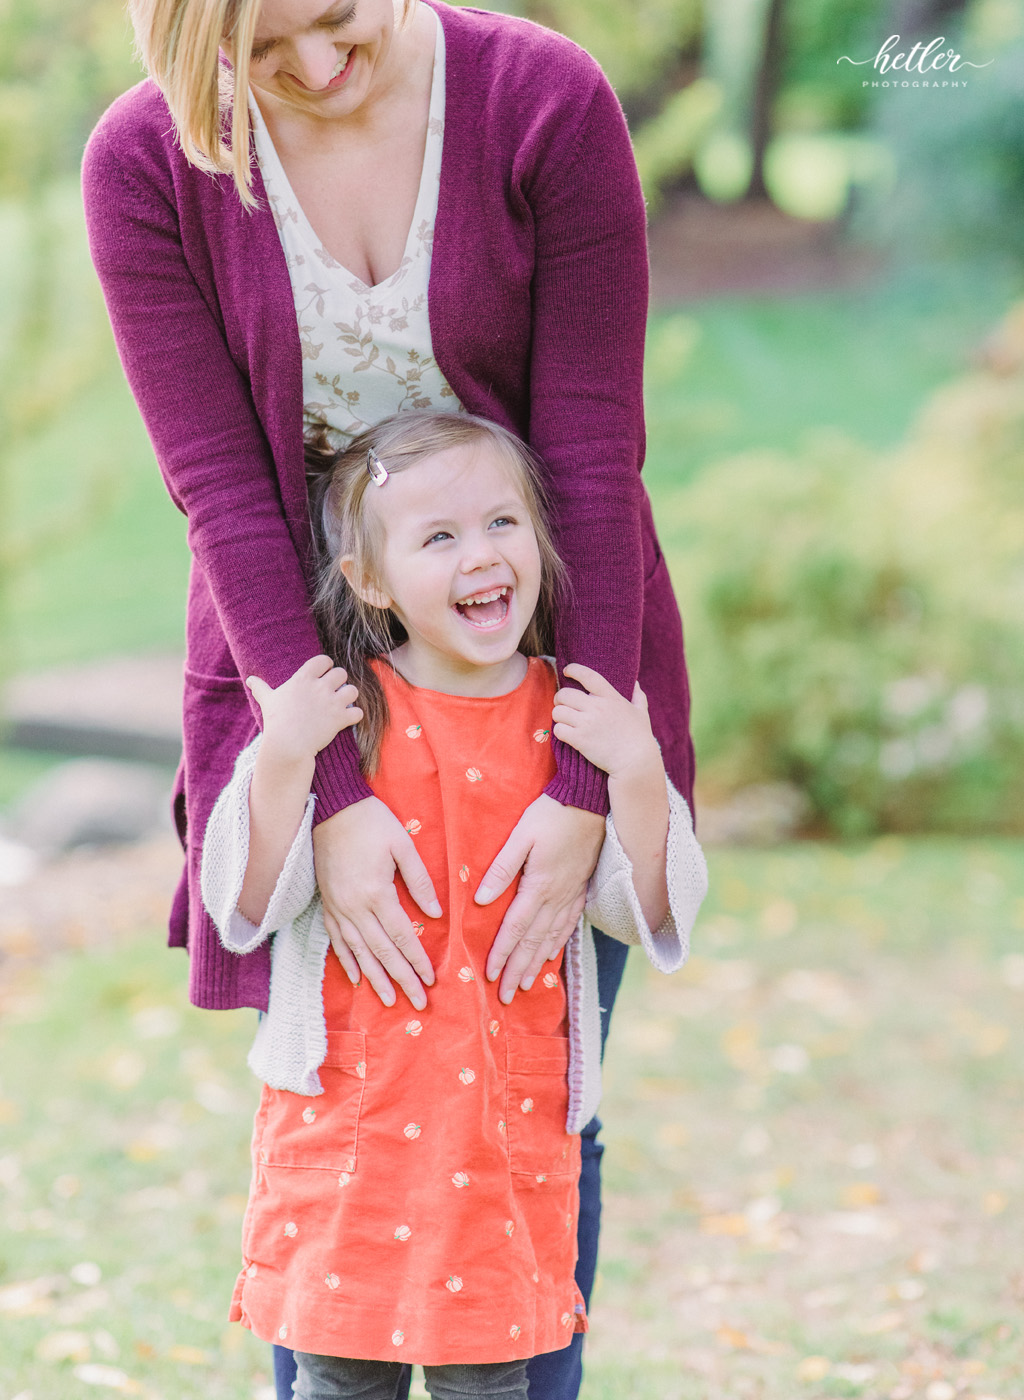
[476,886,494,904]
[521,976,534,991]
[428,901,443,918]
[500,987,515,1005]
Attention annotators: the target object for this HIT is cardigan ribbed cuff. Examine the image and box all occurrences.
[545,739,610,817]
[312,730,374,825]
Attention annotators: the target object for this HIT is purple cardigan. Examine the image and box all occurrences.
[82,1,694,1012]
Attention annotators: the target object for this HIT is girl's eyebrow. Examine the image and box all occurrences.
[253,1,357,46]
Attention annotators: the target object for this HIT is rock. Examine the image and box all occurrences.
[10,760,173,857]
[697,782,810,847]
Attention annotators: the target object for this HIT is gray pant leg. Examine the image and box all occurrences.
[293,1353,406,1400]
[423,1361,529,1400]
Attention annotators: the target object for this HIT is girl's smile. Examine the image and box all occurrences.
[343,440,543,697]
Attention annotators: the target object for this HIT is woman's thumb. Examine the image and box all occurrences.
[246,675,271,706]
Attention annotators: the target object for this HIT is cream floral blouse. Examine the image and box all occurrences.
[250,12,464,445]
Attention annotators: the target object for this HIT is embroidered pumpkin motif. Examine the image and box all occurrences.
[283,1221,298,1237]
[405,725,422,739]
[405,818,422,836]
[405,1020,423,1036]
[457,966,475,983]
[404,1123,422,1140]
[452,1171,469,1188]
[393,1225,412,1241]
[459,1067,476,1084]
[301,1107,316,1124]
[446,1275,464,1292]
[466,767,483,782]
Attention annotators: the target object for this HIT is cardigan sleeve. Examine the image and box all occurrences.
[584,775,706,972]
[81,115,371,821]
[526,71,650,816]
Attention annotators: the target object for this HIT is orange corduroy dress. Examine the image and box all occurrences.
[231,657,587,1364]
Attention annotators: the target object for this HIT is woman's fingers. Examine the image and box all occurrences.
[393,834,443,922]
[323,908,364,985]
[328,903,429,1011]
[476,827,532,911]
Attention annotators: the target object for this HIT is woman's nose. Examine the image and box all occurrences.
[287,35,342,89]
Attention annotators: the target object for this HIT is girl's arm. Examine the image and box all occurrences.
[552,665,671,930]
[238,658,362,925]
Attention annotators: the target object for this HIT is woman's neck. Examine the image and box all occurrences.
[388,644,529,697]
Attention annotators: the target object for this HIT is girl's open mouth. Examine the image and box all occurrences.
[453,587,512,630]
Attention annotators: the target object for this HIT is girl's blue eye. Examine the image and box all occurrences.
[251,41,274,61]
[426,531,452,545]
[490,516,515,529]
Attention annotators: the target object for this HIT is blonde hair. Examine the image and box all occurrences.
[127,0,414,209]
[306,412,567,774]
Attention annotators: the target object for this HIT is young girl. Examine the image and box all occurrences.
[201,412,707,1400]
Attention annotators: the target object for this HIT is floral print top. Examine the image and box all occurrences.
[250,12,464,445]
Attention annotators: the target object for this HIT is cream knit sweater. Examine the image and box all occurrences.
[201,738,707,1133]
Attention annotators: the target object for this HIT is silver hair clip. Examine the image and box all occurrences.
[367,447,389,486]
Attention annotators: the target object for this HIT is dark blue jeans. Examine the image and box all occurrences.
[274,930,630,1400]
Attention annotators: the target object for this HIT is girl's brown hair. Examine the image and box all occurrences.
[306,412,566,775]
[127,0,416,210]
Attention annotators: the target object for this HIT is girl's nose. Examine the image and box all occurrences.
[287,35,342,90]
[459,532,502,572]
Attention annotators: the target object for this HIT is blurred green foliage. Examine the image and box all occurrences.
[0,0,140,194]
[662,302,1024,837]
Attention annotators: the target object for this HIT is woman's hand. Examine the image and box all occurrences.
[313,797,442,1012]
[477,794,605,1004]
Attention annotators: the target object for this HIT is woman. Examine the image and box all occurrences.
[83,0,694,1394]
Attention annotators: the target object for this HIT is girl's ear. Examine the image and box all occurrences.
[339,555,392,611]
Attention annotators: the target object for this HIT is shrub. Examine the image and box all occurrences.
[664,302,1024,836]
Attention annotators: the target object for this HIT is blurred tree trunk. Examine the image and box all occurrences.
[746,0,786,200]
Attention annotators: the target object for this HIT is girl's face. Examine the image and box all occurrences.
[246,0,401,119]
[347,441,543,695]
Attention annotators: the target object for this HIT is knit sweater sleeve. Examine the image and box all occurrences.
[81,107,370,820]
[526,70,649,816]
[584,776,707,972]
[200,737,319,951]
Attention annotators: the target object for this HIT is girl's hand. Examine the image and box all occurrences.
[247,655,362,762]
[313,797,442,1012]
[477,795,605,1004]
[552,663,661,780]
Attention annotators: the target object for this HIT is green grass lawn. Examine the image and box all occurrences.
[4,838,1024,1398]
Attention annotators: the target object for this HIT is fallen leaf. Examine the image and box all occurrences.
[796,1355,831,1382]
[166,1344,209,1365]
[73,1364,141,1392]
[701,1213,749,1236]
[841,1181,882,1208]
[716,1324,751,1349]
[924,1384,956,1400]
[37,1329,91,1362]
[858,1310,903,1334]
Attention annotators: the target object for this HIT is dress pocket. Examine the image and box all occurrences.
[255,1030,367,1174]
[505,1034,575,1177]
